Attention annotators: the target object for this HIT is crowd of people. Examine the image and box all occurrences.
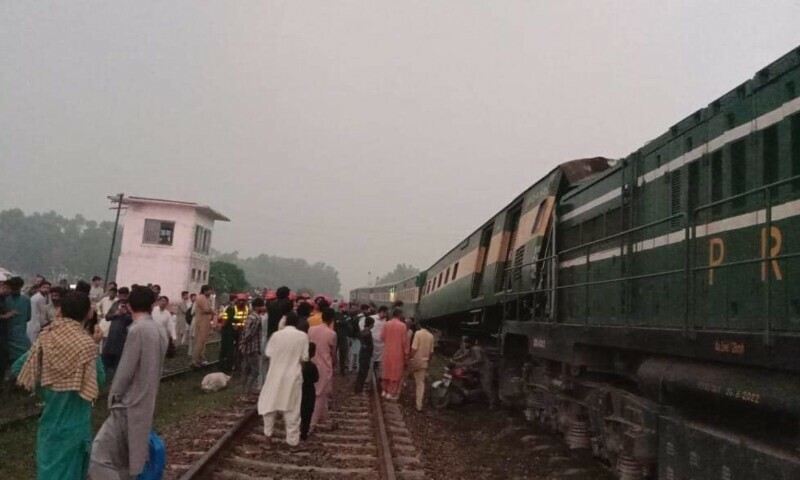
[237,288,437,446]
[0,275,438,478]
[1,274,173,479]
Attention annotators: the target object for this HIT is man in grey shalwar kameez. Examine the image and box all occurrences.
[90,286,168,479]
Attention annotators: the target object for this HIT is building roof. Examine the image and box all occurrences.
[113,196,230,221]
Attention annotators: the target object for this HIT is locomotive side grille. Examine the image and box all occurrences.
[670,169,681,227]
[513,246,525,282]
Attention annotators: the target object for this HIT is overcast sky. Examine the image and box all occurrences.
[2,1,799,294]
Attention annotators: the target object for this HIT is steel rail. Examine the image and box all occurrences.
[372,373,397,480]
[176,407,258,480]
[175,372,399,480]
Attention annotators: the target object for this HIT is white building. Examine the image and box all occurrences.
[114,196,229,301]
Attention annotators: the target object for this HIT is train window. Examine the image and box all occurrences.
[445,267,451,284]
[792,114,800,191]
[689,161,700,216]
[583,215,603,244]
[561,224,581,250]
[731,139,747,208]
[605,207,622,236]
[531,199,548,235]
[726,113,736,129]
[452,262,459,280]
[711,150,723,215]
[762,125,779,186]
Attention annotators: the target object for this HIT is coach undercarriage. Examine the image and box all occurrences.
[498,332,800,479]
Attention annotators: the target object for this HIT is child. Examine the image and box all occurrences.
[354,316,375,394]
[300,342,319,441]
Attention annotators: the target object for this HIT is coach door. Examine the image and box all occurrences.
[471,224,494,299]
[495,206,522,293]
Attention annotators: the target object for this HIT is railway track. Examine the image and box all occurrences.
[177,374,427,480]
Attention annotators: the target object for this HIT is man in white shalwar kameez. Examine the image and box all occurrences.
[257,313,308,447]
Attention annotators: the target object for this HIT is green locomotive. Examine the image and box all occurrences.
[356,46,800,478]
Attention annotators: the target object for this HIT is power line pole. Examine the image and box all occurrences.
[104,193,124,289]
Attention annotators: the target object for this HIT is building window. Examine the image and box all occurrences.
[452,262,459,280]
[203,270,208,282]
[445,267,451,284]
[194,225,212,254]
[192,268,197,281]
[143,219,175,245]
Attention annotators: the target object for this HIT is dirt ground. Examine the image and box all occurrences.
[397,392,615,480]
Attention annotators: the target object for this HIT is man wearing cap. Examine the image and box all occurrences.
[219,294,250,374]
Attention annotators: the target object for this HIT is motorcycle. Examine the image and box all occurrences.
[430,363,484,409]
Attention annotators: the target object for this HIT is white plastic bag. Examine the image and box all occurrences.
[201,372,231,393]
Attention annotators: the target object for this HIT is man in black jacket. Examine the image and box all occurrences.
[354,316,375,394]
[101,287,131,380]
[333,302,350,374]
[266,286,293,339]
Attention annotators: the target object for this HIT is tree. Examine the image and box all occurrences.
[212,251,342,297]
[0,209,121,282]
[209,261,249,294]
[375,263,420,285]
